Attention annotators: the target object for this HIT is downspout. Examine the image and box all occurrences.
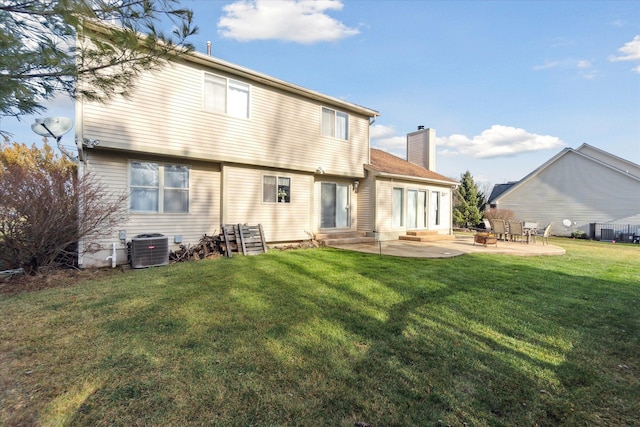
[449,185,456,236]
[105,243,116,268]
[75,25,85,268]
[368,114,378,166]
[368,114,379,237]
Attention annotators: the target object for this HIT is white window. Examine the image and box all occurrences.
[130,161,189,213]
[392,187,404,227]
[204,73,250,118]
[263,175,291,203]
[431,191,440,226]
[322,107,349,140]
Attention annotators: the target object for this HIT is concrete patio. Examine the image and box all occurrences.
[327,235,566,258]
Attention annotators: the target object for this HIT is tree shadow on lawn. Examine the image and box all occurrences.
[40,248,639,426]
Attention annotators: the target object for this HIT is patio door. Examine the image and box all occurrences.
[408,190,428,229]
[321,183,350,228]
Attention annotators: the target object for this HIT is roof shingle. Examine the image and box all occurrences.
[369,148,457,184]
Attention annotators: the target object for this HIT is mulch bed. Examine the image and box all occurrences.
[0,268,123,297]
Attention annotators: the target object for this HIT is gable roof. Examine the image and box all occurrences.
[576,143,640,178]
[367,148,457,186]
[82,20,379,120]
[488,182,517,203]
[491,145,640,203]
[187,53,380,119]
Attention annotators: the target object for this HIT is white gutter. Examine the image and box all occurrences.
[366,167,459,187]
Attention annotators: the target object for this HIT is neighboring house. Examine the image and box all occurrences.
[487,144,640,236]
[76,44,455,267]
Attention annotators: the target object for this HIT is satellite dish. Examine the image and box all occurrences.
[31,117,73,139]
[562,219,572,227]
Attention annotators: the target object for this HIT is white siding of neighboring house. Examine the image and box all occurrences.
[223,165,314,242]
[374,178,452,240]
[80,150,221,268]
[80,58,371,178]
[495,151,640,236]
[577,145,640,178]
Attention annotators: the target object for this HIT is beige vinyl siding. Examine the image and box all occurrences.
[81,150,221,268]
[497,151,640,235]
[81,60,370,177]
[375,179,395,236]
[356,170,376,232]
[223,165,313,242]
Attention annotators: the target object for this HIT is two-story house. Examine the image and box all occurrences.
[76,39,456,268]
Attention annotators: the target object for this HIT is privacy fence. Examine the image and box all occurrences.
[589,223,640,243]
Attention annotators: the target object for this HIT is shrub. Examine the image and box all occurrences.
[483,208,515,221]
[0,142,126,274]
[571,230,587,239]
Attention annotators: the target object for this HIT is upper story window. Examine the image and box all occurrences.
[130,161,189,213]
[322,107,349,140]
[203,72,250,119]
[263,175,291,203]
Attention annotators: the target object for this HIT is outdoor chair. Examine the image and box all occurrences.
[508,221,525,242]
[489,219,507,241]
[524,222,538,243]
[482,218,492,231]
[541,223,552,245]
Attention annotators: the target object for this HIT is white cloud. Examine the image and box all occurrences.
[576,60,591,69]
[217,0,359,44]
[609,35,640,73]
[437,125,565,159]
[611,19,626,28]
[370,124,406,157]
[533,60,559,70]
[534,58,598,79]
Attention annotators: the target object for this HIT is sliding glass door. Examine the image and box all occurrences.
[408,189,428,229]
[321,183,350,228]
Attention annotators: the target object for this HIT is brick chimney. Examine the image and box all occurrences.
[407,126,436,172]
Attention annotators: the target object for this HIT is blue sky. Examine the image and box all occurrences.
[3,0,639,187]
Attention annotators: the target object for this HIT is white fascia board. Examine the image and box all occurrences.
[187,52,379,118]
[364,165,458,187]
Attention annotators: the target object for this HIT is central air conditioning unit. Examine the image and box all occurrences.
[129,233,169,269]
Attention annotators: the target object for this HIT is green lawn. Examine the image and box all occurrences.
[1,239,638,426]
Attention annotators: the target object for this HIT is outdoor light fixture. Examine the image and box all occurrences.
[31,116,77,161]
[353,180,360,193]
[316,166,325,174]
[82,138,100,148]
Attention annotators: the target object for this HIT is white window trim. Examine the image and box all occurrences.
[129,160,191,214]
[321,106,349,141]
[392,187,404,228]
[203,71,251,119]
[262,174,291,204]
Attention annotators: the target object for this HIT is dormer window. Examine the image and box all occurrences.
[322,107,349,140]
[203,72,250,118]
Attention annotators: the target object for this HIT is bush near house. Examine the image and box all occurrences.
[484,207,515,221]
[0,142,126,275]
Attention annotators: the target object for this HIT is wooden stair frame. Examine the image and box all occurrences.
[315,231,375,246]
[221,224,268,257]
[399,230,455,242]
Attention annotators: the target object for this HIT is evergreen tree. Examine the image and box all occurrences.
[453,170,483,228]
[0,0,198,130]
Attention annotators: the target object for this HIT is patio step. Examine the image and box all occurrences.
[315,231,375,246]
[399,230,455,242]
